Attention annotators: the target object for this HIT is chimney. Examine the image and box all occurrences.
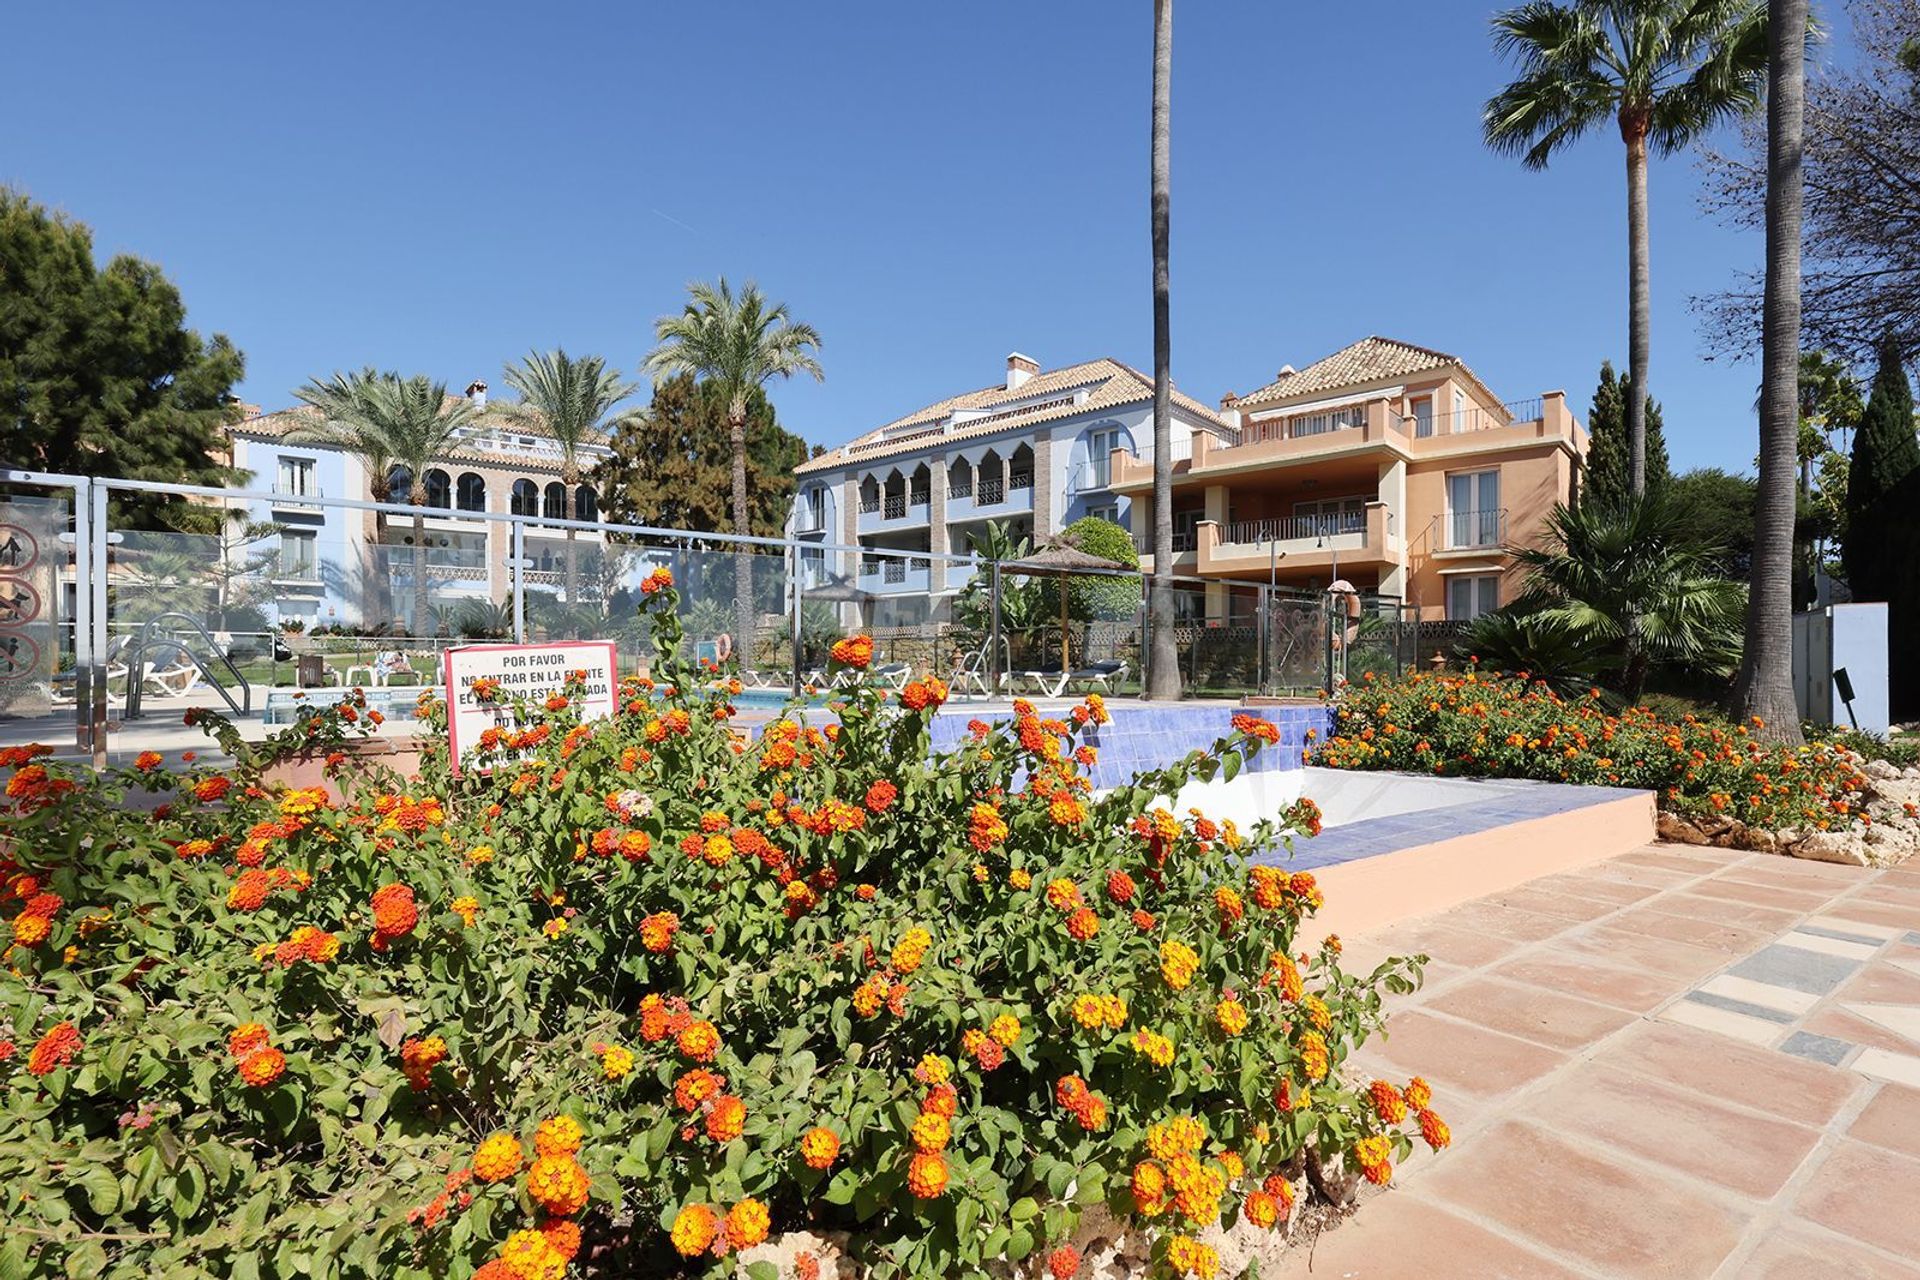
[1275,364,1296,380]
[465,379,488,410]
[1005,352,1039,391]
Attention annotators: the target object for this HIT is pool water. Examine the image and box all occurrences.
[262,686,430,726]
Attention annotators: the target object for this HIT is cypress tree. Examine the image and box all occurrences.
[1583,361,1669,510]
[1842,333,1920,601]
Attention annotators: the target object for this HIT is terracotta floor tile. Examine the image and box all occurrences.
[1849,1084,1920,1158]
[1713,863,1877,896]
[1422,1121,1750,1278]
[1360,1010,1568,1099]
[1820,901,1920,931]
[1480,885,1625,923]
[1842,884,1920,913]
[1837,959,1920,1006]
[1525,871,1661,907]
[1682,877,1831,913]
[1428,900,1579,944]
[1580,860,1702,891]
[1794,1141,1920,1259]
[1424,979,1637,1052]
[1262,1196,1587,1279]
[1737,1225,1920,1279]
[1490,949,1685,1014]
[1362,919,1526,970]
[1592,1020,1860,1127]
[1644,892,1804,932]
[1732,853,1877,882]
[1603,906,1775,954]
[1552,925,1733,985]
[1614,848,1738,875]
[1801,1004,1920,1058]
[1521,1062,1821,1199]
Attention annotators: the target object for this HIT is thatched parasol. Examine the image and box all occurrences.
[1002,537,1130,675]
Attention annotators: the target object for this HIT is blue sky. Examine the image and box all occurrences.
[4,2,1853,472]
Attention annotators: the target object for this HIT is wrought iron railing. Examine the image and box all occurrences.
[1439,507,1507,549]
[1220,512,1366,545]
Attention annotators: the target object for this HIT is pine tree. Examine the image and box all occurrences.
[1583,361,1669,511]
[0,188,243,527]
[1842,333,1920,601]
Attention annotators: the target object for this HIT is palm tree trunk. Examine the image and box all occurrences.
[1146,0,1180,701]
[561,467,579,607]
[367,489,394,631]
[1623,116,1652,496]
[729,398,754,663]
[1731,0,1808,746]
[410,485,430,638]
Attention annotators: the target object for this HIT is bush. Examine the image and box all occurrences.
[1036,517,1143,624]
[0,577,1440,1279]
[1312,668,1873,833]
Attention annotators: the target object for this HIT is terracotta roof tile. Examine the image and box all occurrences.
[1234,336,1500,410]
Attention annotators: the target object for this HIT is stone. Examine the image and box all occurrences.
[1868,758,1903,781]
[1656,811,1710,845]
[1795,831,1872,867]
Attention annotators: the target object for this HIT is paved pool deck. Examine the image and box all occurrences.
[1277,842,1920,1280]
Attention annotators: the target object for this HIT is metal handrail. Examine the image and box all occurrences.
[121,610,251,721]
[1221,512,1366,544]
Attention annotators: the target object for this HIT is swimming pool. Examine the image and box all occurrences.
[262,686,430,726]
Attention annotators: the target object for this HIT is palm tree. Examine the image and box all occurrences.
[643,279,823,655]
[1509,493,1747,701]
[501,349,637,603]
[1483,0,1769,496]
[1146,0,1181,700]
[1730,0,1809,744]
[292,372,473,635]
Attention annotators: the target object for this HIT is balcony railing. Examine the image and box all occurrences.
[271,484,323,508]
[948,479,972,500]
[1220,512,1366,545]
[860,497,881,514]
[1418,399,1542,438]
[884,495,905,519]
[977,477,1004,505]
[1441,507,1507,549]
[1008,472,1033,491]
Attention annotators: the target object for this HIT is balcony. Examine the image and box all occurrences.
[857,490,931,534]
[1195,503,1403,578]
[856,556,931,595]
[946,472,1035,522]
[378,544,492,591]
[1435,507,1508,552]
[270,484,324,513]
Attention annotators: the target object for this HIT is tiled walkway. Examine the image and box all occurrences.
[1274,843,1920,1279]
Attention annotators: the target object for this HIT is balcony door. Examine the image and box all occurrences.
[1447,470,1500,548]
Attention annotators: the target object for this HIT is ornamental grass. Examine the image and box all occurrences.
[0,576,1439,1279]
[1313,668,1872,833]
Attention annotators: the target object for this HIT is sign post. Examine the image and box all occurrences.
[443,639,618,775]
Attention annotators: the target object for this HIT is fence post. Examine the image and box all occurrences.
[988,563,1003,692]
[89,482,110,768]
[1256,584,1270,696]
[789,539,802,699]
[510,521,526,643]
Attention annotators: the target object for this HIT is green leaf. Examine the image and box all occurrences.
[747,1265,779,1280]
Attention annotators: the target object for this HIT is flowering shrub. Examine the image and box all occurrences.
[0,578,1438,1279]
[1313,668,1872,832]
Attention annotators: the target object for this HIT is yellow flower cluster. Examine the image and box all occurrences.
[1069,993,1128,1032]
[1159,939,1199,990]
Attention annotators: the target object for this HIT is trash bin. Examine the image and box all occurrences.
[297,655,328,688]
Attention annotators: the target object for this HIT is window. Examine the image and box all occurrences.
[1084,427,1124,489]
[1411,397,1434,438]
[1446,574,1500,621]
[424,469,451,509]
[457,473,486,512]
[798,487,827,532]
[277,456,316,497]
[278,531,318,580]
[1453,389,1467,432]
[1172,507,1201,553]
[1446,470,1501,547]
[386,466,413,500]
[575,485,599,522]
[510,479,539,517]
[800,546,826,585]
[1086,502,1120,525]
[543,482,567,520]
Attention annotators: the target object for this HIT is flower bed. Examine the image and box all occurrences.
[0,578,1442,1279]
[1310,669,1872,834]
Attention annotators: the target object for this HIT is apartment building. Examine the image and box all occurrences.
[789,353,1234,624]
[1108,337,1586,622]
[222,381,611,630]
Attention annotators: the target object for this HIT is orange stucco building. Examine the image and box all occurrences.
[1111,337,1586,622]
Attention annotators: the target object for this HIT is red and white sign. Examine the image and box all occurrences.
[443,640,618,775]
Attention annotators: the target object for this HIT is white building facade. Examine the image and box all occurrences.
[789,353,1232,624]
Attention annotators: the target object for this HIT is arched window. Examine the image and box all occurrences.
[424,468,451,509]
[511,479,539,516]
[456,472,486,512]
[543,482,568,520]
[575,484,599,522]
[386,465,413,501]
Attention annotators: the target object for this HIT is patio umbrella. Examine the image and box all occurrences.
[1002,538,1126,677]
